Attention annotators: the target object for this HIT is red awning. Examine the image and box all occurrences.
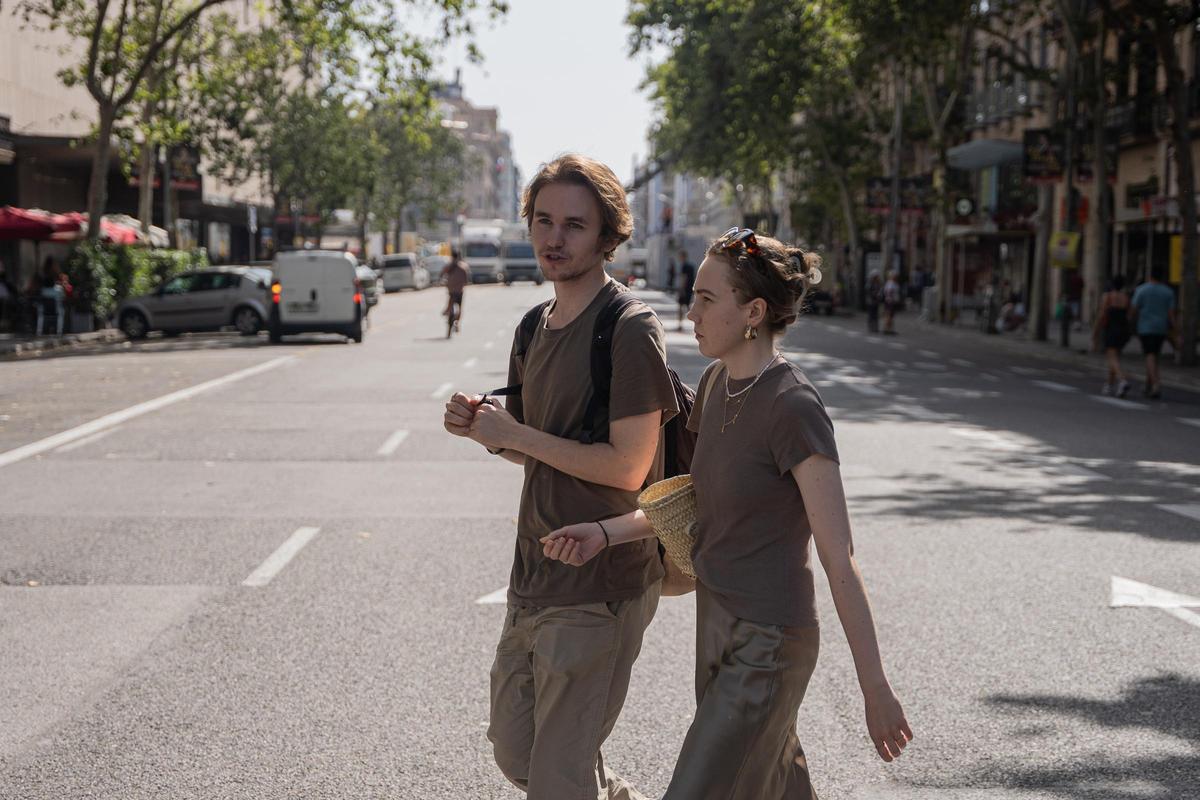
[0,206,77,241]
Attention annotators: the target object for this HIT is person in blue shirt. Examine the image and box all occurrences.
[1130,266,1178,399]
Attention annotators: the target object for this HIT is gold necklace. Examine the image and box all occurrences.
[720,354,778,433]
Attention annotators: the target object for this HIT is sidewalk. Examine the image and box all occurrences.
[0,328,125,360]
[831,310,1200,395]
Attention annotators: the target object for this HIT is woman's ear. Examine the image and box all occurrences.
[746,297,768,328]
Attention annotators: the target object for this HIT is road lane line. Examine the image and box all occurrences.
[463,357,478,369]
[484,341,495,350]
[242,527,320,587]
[1010,366,1043,376]
[1032,380,1078,393]
[377,429,410,456]
[54,427,120,453]
[432,382,453,399]
[950,358,975,368]
[1160,504,1200,523]
[0,356,296,470]
[1092,396,1148,411]
[918,349,938,358]
[476,586,509,605]
[1179,418,1200,429]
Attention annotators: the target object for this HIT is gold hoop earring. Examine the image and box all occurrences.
[744,325,757,340]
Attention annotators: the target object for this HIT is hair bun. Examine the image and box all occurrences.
[790,251,822,286]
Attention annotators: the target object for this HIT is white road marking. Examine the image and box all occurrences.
[1032,380,1078,393]
[377,429,410,456]
[1179,418,1200,429]
[950,358,975,368]
[885,341,906,350]
[432,382,453,399]
[476,586,509,605]
[0,356,296,470]
[933,387,999,399]
[914,361,948,371]
[1091,396,1148,411]
[980,373,1000,383]
[918,349,938,358]
[463,357,478,369]
[1111,576,1200,630]
[949,427,1023,451]
[484,341,495,350]
[243,527,321,587]
[1010,366,1043,376]
[1160,504,1200,523]
[53,427,120,453]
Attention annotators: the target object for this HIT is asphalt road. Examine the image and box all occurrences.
[1,281,1197,799]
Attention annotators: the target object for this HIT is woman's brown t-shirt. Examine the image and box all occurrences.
[686,357,839,628]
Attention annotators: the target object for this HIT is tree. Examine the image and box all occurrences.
[15,0,233,242]
[1095,0,1197,365]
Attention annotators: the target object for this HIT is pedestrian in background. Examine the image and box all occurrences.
[677,248,695,331]
[444,154,678,800]
[1093,275,1131,398]
[666,255,676,292]
[1130,266,1178,399]
[866,273,882,334]
[542,227,912,799]
[882,270,901,335]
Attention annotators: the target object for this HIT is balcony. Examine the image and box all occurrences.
[1105,97,1155,140]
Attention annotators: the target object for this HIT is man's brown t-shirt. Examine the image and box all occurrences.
[686,358,839,628]
[505,280,678,606]
[443,261,471,293]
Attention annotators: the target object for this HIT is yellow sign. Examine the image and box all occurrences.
[1170,235,1183,284]
[1049,231,1080,269]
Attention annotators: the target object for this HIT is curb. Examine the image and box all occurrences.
[0,328,125,360]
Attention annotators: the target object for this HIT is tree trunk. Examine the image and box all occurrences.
[882,61,904,281]
[1091,27,1112,321]
[817,134,860,306]
[1156,22,1198,366]
[86,105,118,244]
[138,140,156,235]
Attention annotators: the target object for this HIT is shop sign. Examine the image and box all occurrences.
[1049,231,1080,269]
[1125,177,1159,209]
[1023,129,1064,183]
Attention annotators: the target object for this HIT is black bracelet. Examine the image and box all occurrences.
[597,520,611,549]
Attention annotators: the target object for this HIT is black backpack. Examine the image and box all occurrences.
[509,292,697,478]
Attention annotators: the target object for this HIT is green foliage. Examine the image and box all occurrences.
[65,243,207,320]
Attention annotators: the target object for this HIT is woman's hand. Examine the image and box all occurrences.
[863,682,913,762]
[540,523,607,567]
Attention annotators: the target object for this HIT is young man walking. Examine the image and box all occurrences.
[444,154,678,800]
[676,248,695,331]
[1131,266,1178,399]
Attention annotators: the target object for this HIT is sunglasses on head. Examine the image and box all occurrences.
[715,227,761,258]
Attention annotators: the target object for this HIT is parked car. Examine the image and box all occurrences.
[116,266,273,339]
[379,253,429,292]
[269,250,364,343]
[356,264,382,309]
[501,240,543,285]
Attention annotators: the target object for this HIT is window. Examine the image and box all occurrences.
[465,242,498,258]
[209,273,239,290]
[161,274,200,294]
[503,242,534,259]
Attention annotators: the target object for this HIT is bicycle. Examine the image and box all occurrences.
[446,291,462,338]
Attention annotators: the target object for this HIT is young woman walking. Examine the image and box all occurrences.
[540,228,911,798]
[1094,275,1132,397]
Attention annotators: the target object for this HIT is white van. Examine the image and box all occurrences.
[461,220,505,283]
[268,250,364,343]
[379,252,429,292]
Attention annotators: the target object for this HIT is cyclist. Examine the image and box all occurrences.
[441,248,471,335]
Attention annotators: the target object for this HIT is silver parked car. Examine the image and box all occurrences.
[116,266,273,339]
[379,252,430,292]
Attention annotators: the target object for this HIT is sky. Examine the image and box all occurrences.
[429,0,663,187]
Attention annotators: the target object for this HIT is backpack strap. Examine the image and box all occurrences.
[580,291,643,444]
[515,300,551,359]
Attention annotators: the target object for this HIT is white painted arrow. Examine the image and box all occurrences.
[475,586,509,605]
[1111,576,1200,630]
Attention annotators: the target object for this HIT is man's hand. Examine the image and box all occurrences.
[469,400,522,451]
[444,392,482,437]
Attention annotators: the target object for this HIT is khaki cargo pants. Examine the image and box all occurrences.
[487,581,661,800]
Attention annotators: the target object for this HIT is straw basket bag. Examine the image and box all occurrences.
[638,474,698,579]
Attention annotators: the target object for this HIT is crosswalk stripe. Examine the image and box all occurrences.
[243,527,320,587]
[377,430,410,456]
